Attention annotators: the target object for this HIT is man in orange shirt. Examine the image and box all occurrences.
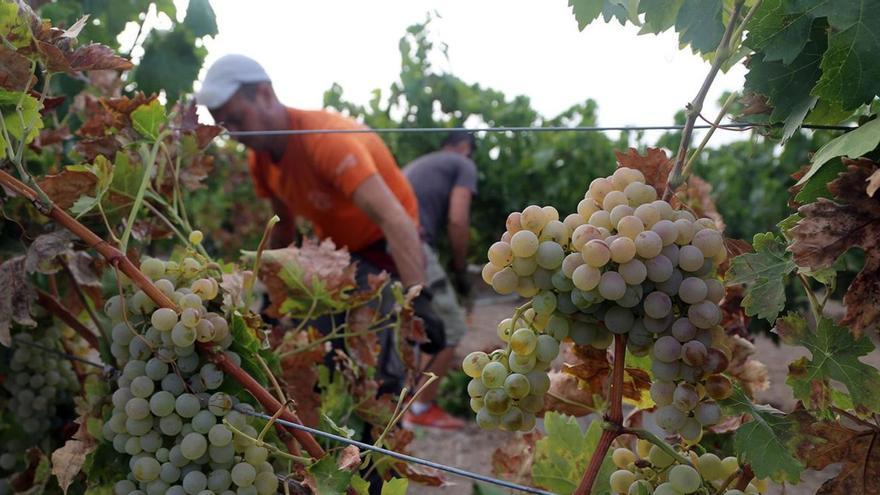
[197,54,445,390]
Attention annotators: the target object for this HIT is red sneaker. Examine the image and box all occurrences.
[403,403,466,430]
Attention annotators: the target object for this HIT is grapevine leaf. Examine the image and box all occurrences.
[492,431,540,487]
[0,1,34,48]
[789,159,880,335]
[0,256,35,346]
[278,329,323,427]
[725,232,796,322]
[638,0,683,34]
[792,408,880,494]
[67,155,114,217]
[350,475,370,495]
[0,89,43,158]
[674,0,724,54]
[791,159,846,206]
[305,455,352,495]
[0,47,36,91]
[37,169,97,209]
[777,314,880,413]
[183,0,218,37]
[744,0,813,64]
[795,118,880,187]
[812,0,880,112]
[567,0,604,30]
[25,230,75,274]
[344,306,380,367]
[66,43,133,72]
[380,478,408,495]
[533,412,614,494]
[110,151,141,198]
[228,312,270,386]
[743,25,825,125]
[720,386,804,483]
[130,99,166,141]
[51,416,96,494]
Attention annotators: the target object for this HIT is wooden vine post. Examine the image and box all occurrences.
[0,168,326,459]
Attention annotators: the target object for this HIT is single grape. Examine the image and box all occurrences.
[610,204,634,227]
[510,230,540,258]
[681,340,708,367]
[603,190,629,212]
[503,373,531,400]
[582,239,611,267]
[705,278,725,303]
[133,456,161,482]
[481,362,509,389]
[609,469,636,493]
[648,445,674,468]
[673,383,699,412]
[643,291,672,319]
[669,464,701,493]
[675,219,695,245]
[705,374,733,400]
[254,471,278,495]
[482,263,502,285]
[589,177,614,201]
[175,393,201,418]
[695,401,722,426]
[650,380,675,406]
[491,267,519,295]
[634,203,660,228]
[671,318,697,342]
[475,408,500,429]
[536,241,564,270]
[521,205,548,233]
[484,388,512,415]
[612,448,636,469]
[588,210,613,231]
[609,237,636,264]
[693,228,723,258]
[628,480,653,495]
[688,300,722,329]
[488,242,514,267]
[598,271,626,300]
[617,215,644,240]
[652,359,680,382]
[616,260,645,286]
[540,219,568,244]
[534,334,560,362]
[462,351,491,378]
[510,328,538,355]
[183,470,208,493]
[500,406,525,431]
[506,211,523,233]
[678,277,708,304]
[508,351,536,374]
[678,245,705,272]
[655,404,687,431]
[467,379,488,399]
[571,224,603,251]
[603,306,634,334]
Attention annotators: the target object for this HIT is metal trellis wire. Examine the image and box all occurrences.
[224,122,854,137]
[236,406,558,495]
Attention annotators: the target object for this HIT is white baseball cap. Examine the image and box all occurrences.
[196,54,272,109]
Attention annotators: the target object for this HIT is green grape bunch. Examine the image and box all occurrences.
[0,327,79,491]
[102,250,280,495]
[463,167,735,435]
[608,440,766,494]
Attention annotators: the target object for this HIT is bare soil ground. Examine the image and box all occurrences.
[405,297,879,495]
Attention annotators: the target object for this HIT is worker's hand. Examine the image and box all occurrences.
[451,270,472,298]
[410,288,446,354]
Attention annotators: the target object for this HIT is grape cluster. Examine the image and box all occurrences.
[608,441,764,494]
[103,255,279,495]
[465,167,734,434]
[0,328,79,485]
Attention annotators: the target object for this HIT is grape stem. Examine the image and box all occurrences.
[35,289,100,351]
[663,0,746,201]
[573,333,627,495]
[622,428,693,466]
[222,416,312,465]
[734,464,754,490]
[0,167,326,459]
[715,469,740,494]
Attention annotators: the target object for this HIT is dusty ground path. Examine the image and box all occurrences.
[405,297,879,495]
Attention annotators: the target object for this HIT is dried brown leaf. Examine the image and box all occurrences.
[67,251,101,287]
[278,329,324,427]
[739,93,771,116]
[0,256,36,345]
[727,335,769,396]
[792,408,880,495]
[344,306,380,367]
[25,230,75,274]
[336,445,360,472]
[492,431,541,486]
[37,170,96,209]
[789,159,880,335]
[543,370,596,416]
[0,47,35,91]
[615,147,673,191]
[51,416,95,494]
[67,44,133,71]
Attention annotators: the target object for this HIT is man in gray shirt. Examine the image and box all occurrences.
[402,131,477,429]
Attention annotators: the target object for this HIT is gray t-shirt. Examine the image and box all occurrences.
[403,151,478,246]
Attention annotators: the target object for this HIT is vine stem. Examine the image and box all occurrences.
[623,428,692,466]
[574,334,626,495]
[0,167,325,459]
[681,91,739,179]
[663,0,745,201]
[35,289,100,350]
[734,464,754,490]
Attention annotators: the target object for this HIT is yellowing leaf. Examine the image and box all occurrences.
[533,412,614,494]
[131,99,166,141]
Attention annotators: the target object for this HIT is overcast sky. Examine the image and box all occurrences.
[194,1,748,145]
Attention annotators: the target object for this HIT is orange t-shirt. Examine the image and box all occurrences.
[247,108,418,252]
